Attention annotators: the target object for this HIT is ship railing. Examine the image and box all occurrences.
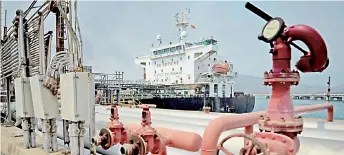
[109,80,152,85]
[152,94,207,98]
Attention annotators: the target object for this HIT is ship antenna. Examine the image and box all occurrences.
[175,8,190,42]
[327,76,331,102]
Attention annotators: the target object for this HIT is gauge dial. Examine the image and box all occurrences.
[261,17,285,42]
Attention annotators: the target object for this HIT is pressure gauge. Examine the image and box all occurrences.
[259,17,285,43]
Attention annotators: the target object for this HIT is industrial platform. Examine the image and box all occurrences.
[2,106,344,155]
[97,106,344,155]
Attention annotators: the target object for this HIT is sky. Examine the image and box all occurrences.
[2,1,344,87]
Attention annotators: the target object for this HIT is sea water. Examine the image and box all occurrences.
[253,97,344,120]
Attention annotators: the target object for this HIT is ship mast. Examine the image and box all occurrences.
[0,0,2,42]
[175,8,190,42]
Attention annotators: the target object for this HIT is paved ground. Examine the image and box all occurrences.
[0,126,69,155]
[96,106,344,155]
[2,106,344,155]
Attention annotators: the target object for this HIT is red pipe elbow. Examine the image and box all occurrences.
[285,24,329,72]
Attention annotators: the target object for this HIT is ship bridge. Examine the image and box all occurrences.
[134,38,225,85]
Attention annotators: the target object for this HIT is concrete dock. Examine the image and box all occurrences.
[0,126,69,155]
[2,105,344,155]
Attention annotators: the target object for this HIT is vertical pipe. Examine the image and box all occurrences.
[22,118,30,149]
[327,76,331,102]
[244,125,253,145]
[45,32,53,72]
[266,38,294,121]
[63,119,70,146]
[42,119,51,152]
[6,78,11,124]
[79,122,85,155]
[51,119,58,152]
[230,84,233,98]
[38,12,45,75]
[0,0,2,41]
[327,106,333,122]
[116,89,120,104]
[203,89,206,107]
[30,117,36,147]
[69,122,79,155]
[89,73,96,155]
[17,10,26,77]
[67,0,73,66]
[3,9,7,39]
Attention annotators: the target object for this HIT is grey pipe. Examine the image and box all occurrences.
[0,102,17,121]
[35,129,97,155]
[3,103,122,155]
[35,118,123,155]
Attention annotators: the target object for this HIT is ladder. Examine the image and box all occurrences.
[57,0,67,40]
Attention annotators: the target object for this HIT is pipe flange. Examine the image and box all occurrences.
[128,134,146,155]
[151,133,166,154]
[258,116,303,133]
[263,72,300,85]
[253,132,295,155]
[98,128,113,150]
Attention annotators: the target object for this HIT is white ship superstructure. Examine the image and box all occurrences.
[135,8,236,98]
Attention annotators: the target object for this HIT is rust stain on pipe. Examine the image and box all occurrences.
[126,124,202,152]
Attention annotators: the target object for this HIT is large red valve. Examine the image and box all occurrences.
[92,104,129,152]
[204,2,332,155]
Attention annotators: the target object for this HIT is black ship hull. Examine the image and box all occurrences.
[139,96,255,113]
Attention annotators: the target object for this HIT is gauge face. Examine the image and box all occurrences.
[262,19,281,40]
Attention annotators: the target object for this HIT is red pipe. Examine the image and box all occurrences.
[200,103,334,155]
[294,102,334,122]
[285,24,328,72]
[200,112,264,155]
[126,124,202,152]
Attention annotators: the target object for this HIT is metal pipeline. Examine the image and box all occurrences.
[294,102,334,122]
[37,119,123,155]
[0,102,17,122]
[5,111,122,155]
[200,104,334,155]
[285,25,328,72]
[126,124,202,152]
[200,112,263,155]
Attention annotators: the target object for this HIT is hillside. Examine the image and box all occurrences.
[233,74,338,94]
[332,84,344,93]
[136,74,343,94]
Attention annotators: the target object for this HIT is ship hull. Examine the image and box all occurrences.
[139,96,255,113]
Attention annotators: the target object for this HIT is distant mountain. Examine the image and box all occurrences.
[137,74,343,94]
[233,74,334,94]
[332,84,344,93]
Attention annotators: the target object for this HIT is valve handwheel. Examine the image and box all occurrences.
[98,128,113,150]
[127,134,147,155]
[216,133,268,155]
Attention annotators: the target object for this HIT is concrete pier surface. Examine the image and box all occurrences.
[2,105,344,155]
[95,105,344,155]
[0,126,69,155]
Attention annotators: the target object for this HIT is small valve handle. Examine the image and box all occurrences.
[140,105,155,126]
[110,105,119,120]
[138,104,156,109]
